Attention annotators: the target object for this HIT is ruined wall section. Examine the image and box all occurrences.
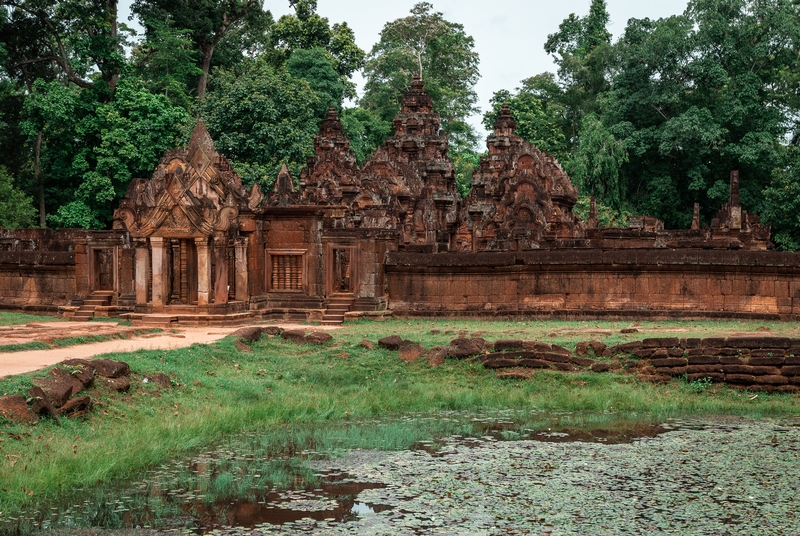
[0,228,131,313]
[385,250,800,319]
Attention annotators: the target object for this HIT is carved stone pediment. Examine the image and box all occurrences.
[114,119,243,238]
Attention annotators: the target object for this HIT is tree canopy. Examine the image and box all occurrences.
[1,0,799,250]
[360,2,481,154]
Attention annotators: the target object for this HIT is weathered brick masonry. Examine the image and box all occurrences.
[385,250,800,319]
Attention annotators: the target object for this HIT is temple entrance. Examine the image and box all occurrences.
[326,245,358,296]
[334,248,353,293]
[90,248,115,292]
[167,239,198,305]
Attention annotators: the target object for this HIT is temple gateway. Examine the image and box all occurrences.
[2,77,797,325]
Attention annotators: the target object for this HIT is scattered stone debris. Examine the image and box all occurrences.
[305,332,333,345]
[360,340,374,350]
[378,336,405,350]
[0,358,135,424]
[282,329,307,343]
[447,337,485,359]
[104,377,131,393]
[424,347,447,367]
[148,373,173,389]
[399,344,425,363]
[0,395,38,424]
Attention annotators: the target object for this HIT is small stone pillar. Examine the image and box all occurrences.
[729,170,741,229]
[134,238,150,305]
[214,235,229,305]
[150,237,167,307]
[195,237,211,306]
[234,238,249,302]
[691,203,700,230]
[588,196,598,229]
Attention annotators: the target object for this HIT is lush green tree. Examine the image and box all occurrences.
[47,76,191,229]
[361,2,480,153]
[20,78,88,226]
[339,106,391,164]
[544,0,613,148]
[606,0,800,228]
[131,0,272,99]
[762,147,800,250]
[198,58,320,191]
[483,88,567,159]
[285,47,344,116]
[129,17,203,107]
[566,112,628,210]
[0,165,37,228]
[1,0,126,96]
[266,0,364,98]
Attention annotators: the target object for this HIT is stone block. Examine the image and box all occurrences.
[751,375,789,385]
[92,359,130,378]
[723,364,754,375]
[656,366,687,376]
[687,365,724,374]
[725,374,756,385]
[0,395,38,424]
[688,355,720,365]
[720,356,746,365]
[539,352,571,363]
[650,358,688,368]
[748,356,785,366]
[494,340,524,351]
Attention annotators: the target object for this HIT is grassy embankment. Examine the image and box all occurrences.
[1,317,799,525]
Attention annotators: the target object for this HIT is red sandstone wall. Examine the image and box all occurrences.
[0,229,78,312]
[0,228,132,313]
[385,250,800,319]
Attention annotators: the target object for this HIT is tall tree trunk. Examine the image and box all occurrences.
[35,130,45,227]
[197,45,215,99]
[107,0,119,95]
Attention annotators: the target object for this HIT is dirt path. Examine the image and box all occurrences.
[0,324,342,378]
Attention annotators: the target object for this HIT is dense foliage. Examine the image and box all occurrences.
[487,0,800,239]
[1,0,799,248]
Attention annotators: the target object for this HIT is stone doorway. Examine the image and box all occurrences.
[90,248,116,293]
[167,239,198,305]
[327,246,358,296]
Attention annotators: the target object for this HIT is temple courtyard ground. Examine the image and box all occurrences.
[1,314,799,534]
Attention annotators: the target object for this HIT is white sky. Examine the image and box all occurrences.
[120,0,690,136]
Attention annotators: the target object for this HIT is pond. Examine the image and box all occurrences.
[5,412,800,535]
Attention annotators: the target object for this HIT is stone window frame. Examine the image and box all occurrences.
[266,249,307,293]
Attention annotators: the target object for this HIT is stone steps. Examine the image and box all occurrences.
[321,296,355,325]
[71,293,112,322]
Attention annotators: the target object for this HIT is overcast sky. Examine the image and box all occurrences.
[121,0,690,136]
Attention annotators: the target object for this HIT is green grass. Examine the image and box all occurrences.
[0,312,64,326]
[0,317,799,527]
[0,341,51,353]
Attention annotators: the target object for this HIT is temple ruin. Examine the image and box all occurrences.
[1,76,796,325]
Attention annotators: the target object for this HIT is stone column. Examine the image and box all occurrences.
[150,237,167,308]
[234,238,249,302]
[213,235,229,305]
[134,239,150,305]
[195,237,211,306]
